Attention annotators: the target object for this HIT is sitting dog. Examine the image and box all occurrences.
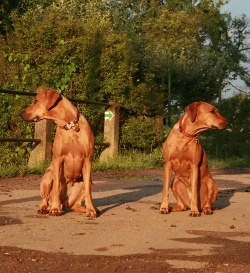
[21,87,97,217]
[160,101,228,216]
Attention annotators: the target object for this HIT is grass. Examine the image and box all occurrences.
[0,149,249,178]
[93,149,164,172]
[209,156,250,169]
[94,152,250,172]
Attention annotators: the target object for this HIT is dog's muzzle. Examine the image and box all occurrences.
[33,116,40,122]
[20,110,40,122]
[212,120,229,130]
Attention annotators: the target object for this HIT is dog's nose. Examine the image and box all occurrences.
[20,110,27,120]
[217,119,229,130]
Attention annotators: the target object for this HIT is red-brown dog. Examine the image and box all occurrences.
[160,101,228,216]
[21,87,97,217]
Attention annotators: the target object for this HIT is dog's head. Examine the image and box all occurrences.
[21,87,62,122]
[185,101,228,130]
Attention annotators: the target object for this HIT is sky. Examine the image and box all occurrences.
[221,0,250,17]
[220,0,250,98]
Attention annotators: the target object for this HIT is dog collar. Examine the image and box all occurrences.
[178,115,197,138]
[60,109,80,132]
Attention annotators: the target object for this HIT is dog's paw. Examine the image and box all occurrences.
[37,208,49,214]
[159,208,169,214]
[189,211,201,217]
[37,204,49,214]
[203,209,213,215]
[49,208,63,216]
[86,207,98,218]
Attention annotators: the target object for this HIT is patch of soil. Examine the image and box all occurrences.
[1,235,249,273]
[1,169,250,273]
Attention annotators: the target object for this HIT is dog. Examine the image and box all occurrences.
[21,86,97,217]
[160,101,228,216]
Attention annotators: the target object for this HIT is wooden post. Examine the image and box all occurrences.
[28,87,53,168]
[99,103,120,161]
[28,119,53,168]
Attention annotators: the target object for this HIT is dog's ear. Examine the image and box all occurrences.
[185,102,201,122]
[45,89,62,110]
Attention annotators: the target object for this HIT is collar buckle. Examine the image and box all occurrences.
[61,109,80,132]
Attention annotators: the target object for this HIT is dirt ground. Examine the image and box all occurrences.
[0,169,250,273]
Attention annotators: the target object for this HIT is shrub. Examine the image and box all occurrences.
[120,116,163,151]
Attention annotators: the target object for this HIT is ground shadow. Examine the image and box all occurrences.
[214,186,250,210]
[0,195,40,206]
[90,176,250,215]
[90,181,162,215]
[1,174,249,216]
[213,176,250,210]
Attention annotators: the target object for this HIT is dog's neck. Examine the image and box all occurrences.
[178,114,201,144]
[179,115,196,138]
[59,109,80,132]
[48,97,80,132]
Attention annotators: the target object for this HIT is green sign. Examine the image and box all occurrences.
[105,111,114,120]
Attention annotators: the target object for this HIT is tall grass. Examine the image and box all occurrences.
[93,148,164,172]
[1,148,249,178]
[208,156,250,169]
[93,151,250,172]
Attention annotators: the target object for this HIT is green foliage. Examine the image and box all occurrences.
[93,148,164,172]
[218,93,250,157]
[0,143,29,177]
[120,116,162,150]
[1,149,249,177]
[0,0,249,173]
[0,93,33,132]
[208,156,250,169]
[201,93,250,159]
[1,0,249,111]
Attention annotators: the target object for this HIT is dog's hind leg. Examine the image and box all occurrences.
[82,158,97,217]
[67,181,86,213]
[37,166,53,214]
[160,161,173,214]
[200,176,218,215]
[171,178,190,212]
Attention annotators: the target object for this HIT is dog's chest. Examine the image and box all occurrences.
[63,156,84,181]
[52,132,87,180]
[172,159,191,176]
[167,139,198,160]
[53,132,86,154]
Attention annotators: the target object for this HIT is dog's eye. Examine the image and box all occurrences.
[33,99,38,104]
[210,109,217,114]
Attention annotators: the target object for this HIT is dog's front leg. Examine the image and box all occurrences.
[190,144,203,217]
[83,159,97,218]
[202,176,218,215]
[190,164,201,217]
[49,160,63,216]
[160,161,172,214]
[37,167,53,214]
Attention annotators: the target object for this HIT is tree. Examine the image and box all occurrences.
[0,0,249,152]
[224,14,250,89]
